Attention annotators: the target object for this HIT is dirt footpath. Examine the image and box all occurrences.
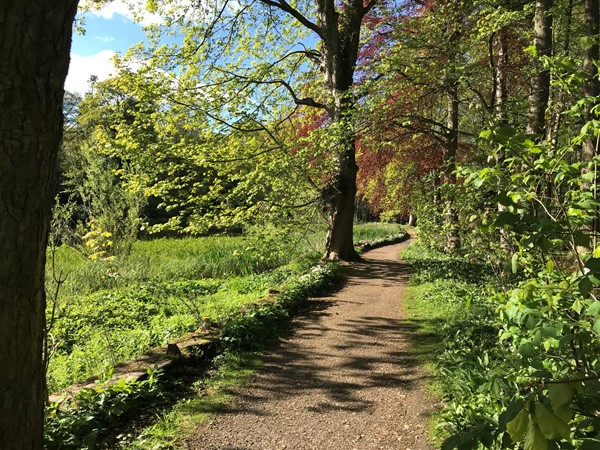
[186,239,434,450]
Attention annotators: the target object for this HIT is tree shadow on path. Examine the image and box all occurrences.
[205,244,437,421]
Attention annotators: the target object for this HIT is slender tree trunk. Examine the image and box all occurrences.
[565,0,574,53]
[493,29,512,249]
[527,0,553,137]
[0,2,78,449]
[442,12,461,253]
[582,0,599,172]
[582,0,600,248]
[494,29,509,126]
[444,78,460,253]
[547,0,573,147]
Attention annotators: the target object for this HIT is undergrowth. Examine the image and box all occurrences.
[401,243,517,449]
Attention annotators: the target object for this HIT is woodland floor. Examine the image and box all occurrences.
[185,239,435,450]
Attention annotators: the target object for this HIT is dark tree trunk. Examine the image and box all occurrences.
[582,0,599,171]
[582,0,600,247]
[526,0,553,137]
[444,78,460,253]
[322,96,360,261]
[443,13,461,254]
[318,0,366,261]
[0,2,78,449]
[493,29,512,249]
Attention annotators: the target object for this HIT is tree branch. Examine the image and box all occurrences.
[259,0,324,38]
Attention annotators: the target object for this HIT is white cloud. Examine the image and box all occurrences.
[65,50,118,94]
[94,35,115,42]
[82,0,164,26]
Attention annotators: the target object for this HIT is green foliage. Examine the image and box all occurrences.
[59,252,338,449]
[352,222,403,242]
[402,244,517,450]
[45,369,162,450]
[421,62,600,448]
[119,351,263,450]
[412,178,493,257]
[219,262,338,349]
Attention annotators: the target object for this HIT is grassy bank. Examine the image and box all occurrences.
[46,223,402,393]
[400,243,514,449]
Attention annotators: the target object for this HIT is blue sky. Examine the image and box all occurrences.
[66,1,162,94]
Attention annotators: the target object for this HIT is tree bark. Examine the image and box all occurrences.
[493,29,512,249]
[444,78,460,253]
[494,29,509,126]
[581,0,600,248]
[582,0,599,172]
[526,0,553,137]
[318,0,366,261]
[443,12,461,253]
[0,2,78,449]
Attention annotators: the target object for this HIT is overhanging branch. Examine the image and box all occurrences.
[259,0,324,38]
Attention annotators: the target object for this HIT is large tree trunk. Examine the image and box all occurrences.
[318,0,365,261]
[0,2,78,449]
[322,146,359,260]
[526,0,553,137]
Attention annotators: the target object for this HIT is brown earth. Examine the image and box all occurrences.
[185,239,435,450]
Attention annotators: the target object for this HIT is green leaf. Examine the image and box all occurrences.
[519,342,534,357]
[575,232,592,249]
[579,439,600,450]
[507,407,530,442]
[496,212,519,227]
[548,384,573,411]
[512,253,519,274]
[579,277,593,296]
[587,301,600,317]
[585,257,600,273]
[524,421,547,450]
[499,400,525,430]
[593,319,600,334]
[496,192,518,207]
[554,404,574,424]
[534,402,570,440]
[480,430,494,449]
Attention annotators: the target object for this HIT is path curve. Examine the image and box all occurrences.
[186,239,434,450]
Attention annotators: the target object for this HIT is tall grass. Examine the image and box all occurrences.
[48,223,401,297]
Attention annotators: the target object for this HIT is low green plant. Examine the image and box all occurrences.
[407,56,600,450]
[45,369,162,450]
[401,243,514,449]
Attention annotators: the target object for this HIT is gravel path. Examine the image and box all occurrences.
[186,239,434,450]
